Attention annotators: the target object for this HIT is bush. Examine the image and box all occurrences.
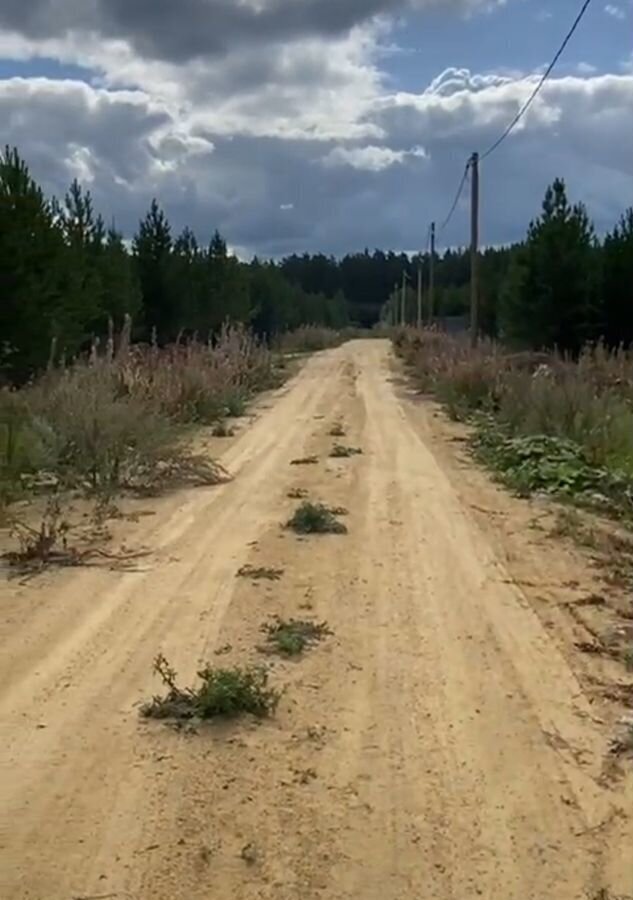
[286,501,348,534]
[0,389,52,502]
[141,654,280,721]
[26,363,177,490]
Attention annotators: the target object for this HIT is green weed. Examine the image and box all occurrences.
[286,501,348,535]
[141,654,280,721]
[237,564,284,581]
[329,444,362,459]
[260,616,332,657]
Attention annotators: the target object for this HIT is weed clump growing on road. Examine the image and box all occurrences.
[290,456,319,466]
[141,653,280,721]
[287,487,309,499]
[329,444,362,458]
[286,501,348,535]
[260,616,332,657]
[329,422,346,437]
[237,564,284,581]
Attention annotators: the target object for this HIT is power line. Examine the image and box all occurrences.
[480,0,595,161]
[439,160,471,232]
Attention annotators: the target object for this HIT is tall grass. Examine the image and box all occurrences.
[0,323,281,499]
[395,328,633,512]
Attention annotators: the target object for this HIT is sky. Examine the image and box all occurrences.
[0,0,632,257]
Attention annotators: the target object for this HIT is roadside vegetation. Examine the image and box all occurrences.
[396,329,633,523]
[0,323,278,510]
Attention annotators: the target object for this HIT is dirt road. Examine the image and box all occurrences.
[1,340,631,900]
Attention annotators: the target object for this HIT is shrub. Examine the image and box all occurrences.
[141,654,280,721]
[26,363,177,490]
[286,501,348,534]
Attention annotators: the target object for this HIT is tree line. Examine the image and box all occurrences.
[377,178,633,353]
[0,147,348,382]
[281,181,632,355]
[3,142,633,382]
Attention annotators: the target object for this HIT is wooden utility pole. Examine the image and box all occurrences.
[401,270,408,327]
[470,152,480,348]
[429,221,436,324]
[416,263,422,329]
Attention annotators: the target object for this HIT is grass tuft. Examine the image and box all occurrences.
[329,444,362,459]
[329,422,346,437]
[141,654,280,721]
[287,487,309,499]
[286,501,348,535]
[260,616,332,657]
[290,456,319,466]
[237,564,284,581]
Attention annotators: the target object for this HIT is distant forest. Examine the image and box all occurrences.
[1,145,633,382]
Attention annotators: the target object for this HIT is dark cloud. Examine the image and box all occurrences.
[0,0,389,62]
[0,0,485,63]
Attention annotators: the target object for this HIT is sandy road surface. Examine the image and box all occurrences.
[0,340,631,900]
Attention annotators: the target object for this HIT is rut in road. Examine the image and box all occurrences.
[0,340,631,900]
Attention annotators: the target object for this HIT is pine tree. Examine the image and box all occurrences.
[133,200,177,341]
[54,179,105,341]
[98,228,142,327]
[204,230,251,330]
[0,147,68,379]
[603,209,633,348]
[499,178,599,352]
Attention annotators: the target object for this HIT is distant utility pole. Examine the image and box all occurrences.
[429,221,436,324]
[392,281,399,326]
[416,263,422,329]
[401,270,409,327]
[470,152,480,348]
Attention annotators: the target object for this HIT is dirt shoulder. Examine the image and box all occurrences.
[0,340,631,900]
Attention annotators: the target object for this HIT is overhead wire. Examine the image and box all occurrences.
[438,160,471,233]
[480,0,595,161]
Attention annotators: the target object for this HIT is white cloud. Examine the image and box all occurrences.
[604,4,626,20]
[323,144,428,170]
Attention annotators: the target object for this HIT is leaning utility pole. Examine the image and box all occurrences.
[429,221,436,324]
[470,152,480,348]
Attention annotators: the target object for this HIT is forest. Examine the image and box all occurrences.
[2,144,633,384]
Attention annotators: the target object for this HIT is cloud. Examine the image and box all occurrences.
[604,4,626,20]
[0,1,631,260]
[323,144,427,171]
[0,0,506,64]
